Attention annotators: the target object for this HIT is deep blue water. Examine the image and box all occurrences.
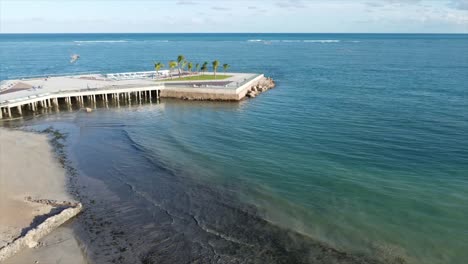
[1,33,467,264]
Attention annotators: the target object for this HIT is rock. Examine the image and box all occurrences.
[26,240,38,248]
[0,204,82,262]
[246,91,256,98]
[245,77,275,99]
[84,107,92,113]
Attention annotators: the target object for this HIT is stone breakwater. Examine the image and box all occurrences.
[160,76,275,101]
[246,77,276,98]
[0,199,82,262]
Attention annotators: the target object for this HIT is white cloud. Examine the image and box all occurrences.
[1,0,466,33]
[211,6,231,11]
[176,0,198,5]
[276,0,307,9]
[449,0,468,10]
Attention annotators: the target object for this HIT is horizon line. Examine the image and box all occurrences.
[1,32,468,35]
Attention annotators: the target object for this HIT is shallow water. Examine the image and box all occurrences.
[1,33,468,263]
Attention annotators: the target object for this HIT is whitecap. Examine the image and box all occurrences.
[303,40,340,43]
[73,40,129,43]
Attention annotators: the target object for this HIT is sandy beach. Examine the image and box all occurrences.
[0,128,86,263]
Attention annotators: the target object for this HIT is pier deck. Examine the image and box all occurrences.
[0,72,264,119]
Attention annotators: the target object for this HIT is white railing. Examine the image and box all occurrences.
[0,83,164,107]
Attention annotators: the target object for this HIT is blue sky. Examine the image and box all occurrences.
[1,0,467,33]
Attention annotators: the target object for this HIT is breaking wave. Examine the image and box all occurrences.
[303,40,341,43]
[247,39,342,43]
[73,40,129,43]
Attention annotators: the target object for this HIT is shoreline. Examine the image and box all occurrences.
[0,128,86,263]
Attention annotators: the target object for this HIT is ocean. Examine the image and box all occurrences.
[1,33,467,264]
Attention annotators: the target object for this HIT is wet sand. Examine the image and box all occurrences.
[0,128,86,263]
[3,226,87,264]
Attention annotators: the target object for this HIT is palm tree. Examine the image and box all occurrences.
[212,60,220,79]
[201,61,208,75]
[195,63,201,79]
[169,61,178,79]
[222,63,230,75]
[181,60,187,73]
[154,62,164,79]
[177,55,185,76]
[187,62,193,74]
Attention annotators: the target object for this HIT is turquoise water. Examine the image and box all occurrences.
[1,34,467,263]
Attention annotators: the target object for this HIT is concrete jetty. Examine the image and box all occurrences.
[0,71,269,119]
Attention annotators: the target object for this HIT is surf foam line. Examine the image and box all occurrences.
[247,39,341,43]
[73,40,129,43]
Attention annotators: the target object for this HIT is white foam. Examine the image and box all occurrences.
[144,40,169,42]
[73,40,129,43]
[303,40,340,43]
[248,39,341,43]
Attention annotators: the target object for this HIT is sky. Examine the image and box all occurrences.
[1,0,467,33]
